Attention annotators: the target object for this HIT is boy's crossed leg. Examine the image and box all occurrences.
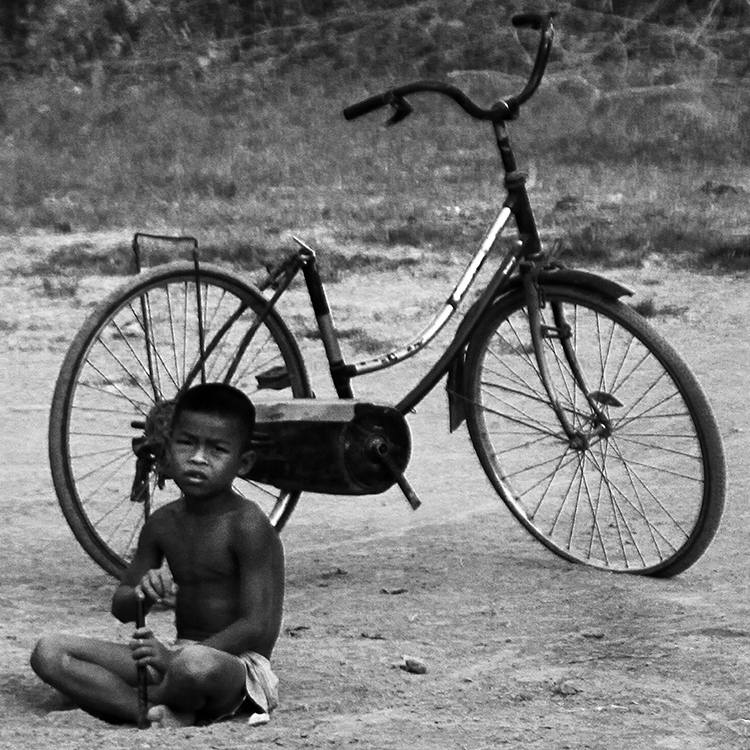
[31,634,246,727]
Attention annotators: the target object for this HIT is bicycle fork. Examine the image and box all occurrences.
[498,122,609,450]
[522,267,616,450]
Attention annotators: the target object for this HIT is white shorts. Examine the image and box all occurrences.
[234,650,279,720]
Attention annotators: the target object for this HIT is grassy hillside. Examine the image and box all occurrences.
[1,0,749,272]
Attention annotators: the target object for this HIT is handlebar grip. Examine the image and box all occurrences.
[343,92,390,121]
[506,11,556,109]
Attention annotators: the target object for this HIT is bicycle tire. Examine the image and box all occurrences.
[49,262,311,578]
[463,285,725,576]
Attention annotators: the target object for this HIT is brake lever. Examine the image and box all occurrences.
[386,96,414,126]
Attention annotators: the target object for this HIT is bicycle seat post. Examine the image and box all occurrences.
[295,241,355,399]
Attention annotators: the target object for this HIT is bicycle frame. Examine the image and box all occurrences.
[240,117,619,450]
[249,118,544,417]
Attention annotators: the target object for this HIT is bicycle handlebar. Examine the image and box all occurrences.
[343,11,556,124]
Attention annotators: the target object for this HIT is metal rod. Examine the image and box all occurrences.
[192,250,207,385]
[136,597,149,730]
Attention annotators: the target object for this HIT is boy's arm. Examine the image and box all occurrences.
[111,514,165,623]
[201,517,284,659]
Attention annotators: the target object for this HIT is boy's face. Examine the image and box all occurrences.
[169,409,255,500]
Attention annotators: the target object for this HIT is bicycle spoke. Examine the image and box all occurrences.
[526,447,579,520]
[587,442,684,562]
[74,449,137,501]
[165,284,180,382]
[126,299,181,397]
[479,379,562,440]
[105,318,158,386]
[139,291,165,400]
[69,444,137,460]
[588,444,648,567]
[612,433,702,474]
[77,360,150,414]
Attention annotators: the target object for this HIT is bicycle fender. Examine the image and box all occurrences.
[446,268,632,432]
[512,267,634,299]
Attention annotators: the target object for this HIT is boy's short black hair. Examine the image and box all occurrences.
[172,383,256,449]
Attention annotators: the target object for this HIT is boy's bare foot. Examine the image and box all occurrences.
[146,705,195,728]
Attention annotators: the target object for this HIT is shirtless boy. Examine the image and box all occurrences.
[31,383,285,728]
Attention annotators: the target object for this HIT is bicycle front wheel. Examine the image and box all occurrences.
[49,262,311,578]
[464,285,725,576]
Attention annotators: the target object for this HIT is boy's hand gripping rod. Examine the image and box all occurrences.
[136,597,150,729]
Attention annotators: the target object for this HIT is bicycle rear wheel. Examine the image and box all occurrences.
[464,285,725,576]
[49,262,311,578]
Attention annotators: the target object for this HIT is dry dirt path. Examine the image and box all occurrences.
[0,234,749,749]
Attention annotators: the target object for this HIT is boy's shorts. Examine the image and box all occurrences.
[229,650,279,723]
[175,641,279,725]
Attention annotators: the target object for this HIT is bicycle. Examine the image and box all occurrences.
[48,12,726,580]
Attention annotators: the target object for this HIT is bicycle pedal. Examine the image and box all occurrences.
[395,472,421,511]
[371,448,421,510]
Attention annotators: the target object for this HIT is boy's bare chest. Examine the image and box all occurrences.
[161,515,237,582]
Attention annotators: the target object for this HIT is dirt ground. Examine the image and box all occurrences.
[1,232,749,750]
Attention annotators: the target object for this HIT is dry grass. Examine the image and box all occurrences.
[1,6,749,275]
